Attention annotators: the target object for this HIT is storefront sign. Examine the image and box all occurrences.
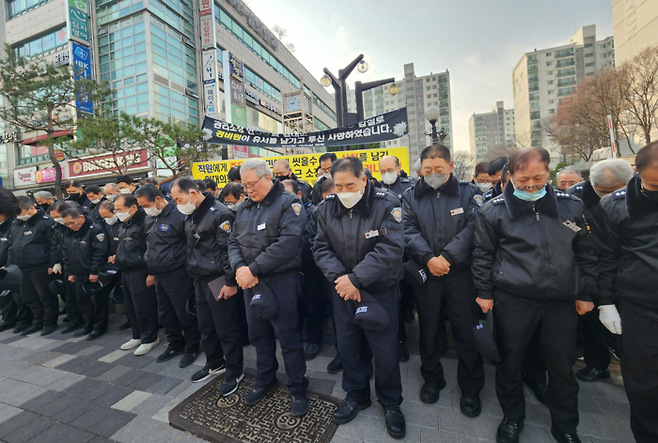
[54,51,70,67]
[222,51,246,127]
[68,0,89,43]
[71,42,93,114]
[258,98,281,116]
[199,0,214,48]
[68,150,149,177]
[245,89,259,105]
[202,50,219,117]
[1,131,20,144]
[13,167,37,187]
[35,166,65,184]
[233,146,248,159]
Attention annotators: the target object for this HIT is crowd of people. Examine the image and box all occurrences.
[0,142,656,443]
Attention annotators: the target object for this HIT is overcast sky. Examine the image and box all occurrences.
[243,0,614,153]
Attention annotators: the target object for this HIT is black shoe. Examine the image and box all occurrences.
[20,324,43,336]
[41,324,58,336]
[304,342,322,361]
[245,380,279,406]
[191,361,226,383]
[404,310,415,324]
[72,328,92,338]
[12,323,31,334]
[179,350,200,368]
[86,330,106,341]
[398,341,409,362]
[575,367,610,383]
[384,405,406,439]
[496,417,524,443]
[291,392,309,416]
[156,346,185,363]
[118,320,131,330]
[524,377,548,405]
[460,393,482,417]
[61,321,84,334]
[332,397,371,424]
[420,380,446,404]
[218,373,244,396]
[62,316,70,323]
[327,354,343,374]
[0,322,16,332]
[550,428,582,443]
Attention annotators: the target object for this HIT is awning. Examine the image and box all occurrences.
[21,130,74,145]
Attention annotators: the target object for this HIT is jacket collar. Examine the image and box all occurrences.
[244,179,285,208]
[76,218,93,237]
[414,173,460,198]
[160,200,176,218]
[192,192,216,225]
[332,180,375,218]
[580,179,601,208]
[502,181,559,219]
[626,175,658,220]
[26,208,45,226]
[125,207,146,227]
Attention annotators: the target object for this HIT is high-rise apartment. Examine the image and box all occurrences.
[512,25,614,165]
[468,101,515,162]
[612,0,658,65]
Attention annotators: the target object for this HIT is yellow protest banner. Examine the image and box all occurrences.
[192,146,411,187]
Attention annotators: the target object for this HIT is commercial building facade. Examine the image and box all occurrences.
[612,0,658,65]
[468,101,515,162]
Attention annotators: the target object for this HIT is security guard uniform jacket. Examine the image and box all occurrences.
[8,209,54,269]
[0,218,15,267]
[472,183,598,303]
[228,180,307,282]
[380,176,415,200]
[566,179,603,259]
[49,223,66,268]
[184,193,236,284]
[595,175,658,316]
[115,208,148,271]
[144,201,187,275]
[105,221,121,255]
[300,200,317,269]
[402,174,482,276]
[313,181,404,292]
[62,218,108,275]
[87,197,106,222]
[311,176,329,205]
[66,193,91,211]
[483,180,503,201]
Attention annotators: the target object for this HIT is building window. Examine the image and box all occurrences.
[8,0,54,19]
[548,80,553,85]
[547,71,553,75]
[244,66,281,103]
[14,26,68,58]
[548,90,554,95]
[546,52,552,56]
[546,61,553,66]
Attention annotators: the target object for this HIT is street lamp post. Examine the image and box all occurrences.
[320,54,367,127]
[354,80,398,121]
[424,106,446,144]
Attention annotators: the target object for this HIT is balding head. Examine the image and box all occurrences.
[273,159,292,180]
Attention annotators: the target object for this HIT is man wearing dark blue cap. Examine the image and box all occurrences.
[314,156,406,439]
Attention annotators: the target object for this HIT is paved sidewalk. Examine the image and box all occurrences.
[0,314,633,443]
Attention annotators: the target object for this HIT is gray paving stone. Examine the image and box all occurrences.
[438,408,478,438]
[127,372,165,391]
[307,376,336,396]
[114,369,149,387]
[37,394,80,418]
[97,365,133,382]
[0,404,22,426]
[114,354,158,370]
[50,398,96,424]
[92,385,134,407]
[19,390,65,414]
[3,414,55,443]
[0,379,48,407]
[144,375,185,396]
[28,422,94,443]
[0,411,38,438]
[45,371,86,391]
[69,405,136,438]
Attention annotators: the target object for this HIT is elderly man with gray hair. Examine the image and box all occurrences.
[33,191,55,213]
[227,158,310,416]
[566,158,634,383]
[103,183,120,202]
[556,167,583,191]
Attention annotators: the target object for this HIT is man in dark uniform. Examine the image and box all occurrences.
[566,159,633,383]
[228,159,309,416]
[472,147,597,443]
[0,189,21,332]
[379,155,416,362]
[274,159,313,201]
[115,194,160,355]
[483,157,507,201]
[311,153,337,204]
[34,191,55,214]
[136,185,201,368]
[171,178,244,392]
[84,186,106,222]
[61,207,109,340]
[314,157,406,439]
[116,175,137,195]
[402,144,485,417]
[9,197,59,336]
[595,142,658,443]
[65,180,91,210]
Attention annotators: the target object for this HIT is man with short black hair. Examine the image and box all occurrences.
[483,157,507,200]
[65,180,90,209]
[116,175,136,194]
[228,166,242,183]
[84,185,105,221]
[136,184,200,368]
[311,153,337,204]
[473,162,492,194]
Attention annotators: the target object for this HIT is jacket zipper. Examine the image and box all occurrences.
[533,204,540,221]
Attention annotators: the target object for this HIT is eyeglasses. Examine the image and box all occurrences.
[516,183,547,192]
[243,176,263,191]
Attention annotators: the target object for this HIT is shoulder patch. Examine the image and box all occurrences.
[491,197,505,205]
[391,207,403,223]
[375,191,388,198]
[556,191,576,199]
[325,194,336,199]
[219,220,231,233]
[96,233,105,241]
[291,202,302,216]
[474,195,484,206]
[613,190,626,200]
[209,206,216,212]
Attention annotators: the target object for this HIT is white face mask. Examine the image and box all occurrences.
[54,217,65,225]
[425,173,447,190]
[90,198,101,204]
[143,205,162,218]
[116,211,131,222]
[17,214,31,222]
[177,194,196,215]
[381,172,398,186]
[104,216,118,225]
[322,172,332,180]
[119,188,132,195]
[107,194,117,202]
[226,202,241,212]
[476,182,493,193]
[336,190,364,209]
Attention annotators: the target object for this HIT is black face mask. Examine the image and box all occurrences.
[68,192,80,199]
[641,187,658,201]
[275,175,290,181]
[38,203,49,210]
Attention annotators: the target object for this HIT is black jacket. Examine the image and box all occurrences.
[116,208,148,271]
[145,201,187,275]
[472,183,597,303]
[62,219,108,275]
[300,200,318,272]
[104,221,121,255]
[228,180,307,281]
[0,218,15,268]
[380,176,415,200]
[66,193,91,210]
[313,181,404,292]
[311,176,329,205]
[566,179,604,260]
[184,193,235,283]
[9,209,54,269]
[87,197,106,222]
[402,174,483,276]
[483,180,503,201]
[595,176,658,316]
[50,223,66,267]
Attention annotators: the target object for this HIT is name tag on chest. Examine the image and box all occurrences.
[450,208,464,216]
[563,220,581,232]
[257,223,266,231]
[365,230,379,239]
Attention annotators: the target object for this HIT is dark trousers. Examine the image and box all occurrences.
[244,275,308,394]
[299,268,326,345]
[12,292,32,329]
[194,276,242,377]
[398,280,415,343]
[580,309,612,371]
[121,269,158,343]
[414,275,484,395]
[155,267,200,353]
[333,285,402,407]
[64,273,82,324]
[19,266,58,327]
[619,305,658,443]
[523,327,547,385]
[234,287,249,344]
[494,293,579,434]
[74,276,109,332]
[0,292,17,325]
